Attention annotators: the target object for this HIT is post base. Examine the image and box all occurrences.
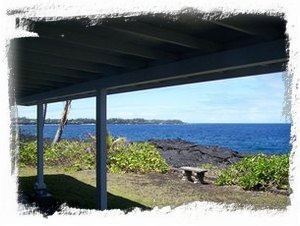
[29,187,57,216]
[32,183,54,207]
[32,188,53,204]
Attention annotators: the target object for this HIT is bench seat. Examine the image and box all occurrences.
[180,166,207,184]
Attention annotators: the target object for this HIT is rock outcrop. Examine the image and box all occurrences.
[149,139,246,168]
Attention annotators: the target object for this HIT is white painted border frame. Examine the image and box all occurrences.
[1,0,299,226]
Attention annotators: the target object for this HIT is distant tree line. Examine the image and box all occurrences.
[107,118,184,124]
[16,117,185,125]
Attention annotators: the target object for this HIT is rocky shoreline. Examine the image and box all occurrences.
[149,139,247,168]
[19,133,247,168]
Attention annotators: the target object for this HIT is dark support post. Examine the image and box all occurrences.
[35,102,46,192]
[96,88,107,210]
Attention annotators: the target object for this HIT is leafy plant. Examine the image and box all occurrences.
[107,142,169,173]
[215,154,289,190]
[19,140,94,171]
[19,141,37,168]
[199,163,222,177]
[19,138,169,174]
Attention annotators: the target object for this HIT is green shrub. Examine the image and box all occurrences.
[199,163,222,177]
[19,140,94,171]
[19,141,37,168]
[19,139,169,174]
[106,133,114,150]
[109,137,129,153]
[107,142,169,173]
[86,131,113,151]
[215,154,289,190]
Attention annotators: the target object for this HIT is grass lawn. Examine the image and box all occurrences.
[18,167,290,212]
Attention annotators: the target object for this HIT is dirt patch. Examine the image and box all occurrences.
[108,170,290,210]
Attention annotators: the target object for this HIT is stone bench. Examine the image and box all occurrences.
[180,166,207,184]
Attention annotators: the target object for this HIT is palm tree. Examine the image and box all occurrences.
[52,100,72,144]
[43,103,47,126]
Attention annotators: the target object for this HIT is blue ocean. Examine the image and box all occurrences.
[19,123,291,155]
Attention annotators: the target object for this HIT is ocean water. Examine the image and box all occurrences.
[18,123,291,154]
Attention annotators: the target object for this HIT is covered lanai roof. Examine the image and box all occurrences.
[10,13,287,106]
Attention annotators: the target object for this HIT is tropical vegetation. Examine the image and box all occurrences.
[216,154,289,190]
[18,134,289,191]
[18,134,169,173]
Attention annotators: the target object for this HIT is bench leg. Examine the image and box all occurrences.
[191,172,199,184]
[182,170,192,182]
[195,172,205,184]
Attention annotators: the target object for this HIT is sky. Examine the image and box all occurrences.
[17,72,288,123]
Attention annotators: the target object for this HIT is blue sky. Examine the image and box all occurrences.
[17,72,287,123]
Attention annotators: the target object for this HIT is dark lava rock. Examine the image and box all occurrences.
[149,139,245,168]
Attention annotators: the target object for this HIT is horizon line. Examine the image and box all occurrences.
[15,117,290,124]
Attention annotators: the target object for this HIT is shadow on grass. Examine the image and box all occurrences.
[18,174,150,215]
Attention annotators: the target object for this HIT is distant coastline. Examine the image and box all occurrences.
[15,117,185,125]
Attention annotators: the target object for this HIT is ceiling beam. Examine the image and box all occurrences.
[100,21,220,51]
[11,38,147,68]
[209,19,283,39]
[15,89,52,98]
[16,79,64,88]
[13,50,120,74]
[16,85,53,92]
[210,20,256,35]
[18,39,287,105]
[15,83,56,90]
[16,70,86,83]
[16,75,73,87]
[31,22,177,60]
[108,63,285,94]
[14,64,102,79]
[16,62,285,105]
[16,70,82,83]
